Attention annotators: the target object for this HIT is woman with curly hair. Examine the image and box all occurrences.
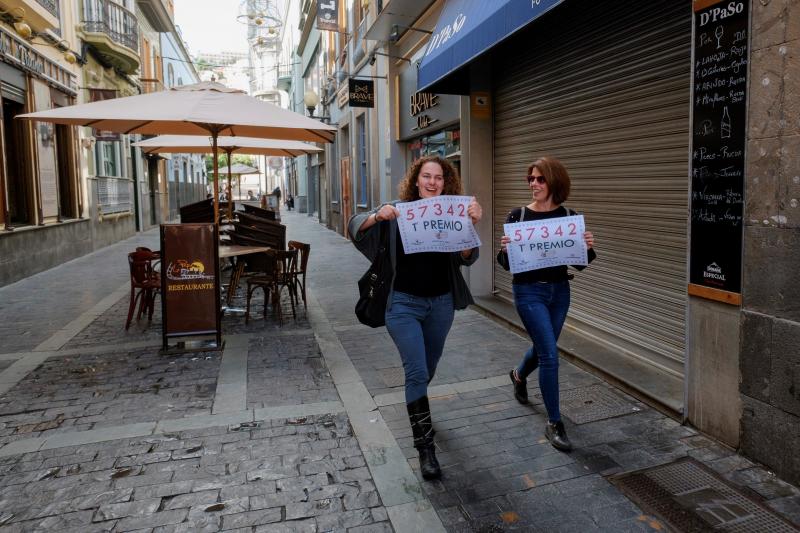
[348,155,483,480]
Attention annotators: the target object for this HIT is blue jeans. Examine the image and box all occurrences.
[385,291,454,404]
[513,281,571,422]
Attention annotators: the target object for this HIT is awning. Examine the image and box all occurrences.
[417,0,565,93]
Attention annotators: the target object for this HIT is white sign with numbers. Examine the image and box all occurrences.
[396,196,481,254]
[504,215,587,273]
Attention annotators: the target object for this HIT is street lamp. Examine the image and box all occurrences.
[303,89,330,123]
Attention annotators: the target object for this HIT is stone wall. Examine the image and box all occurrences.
[739,0,800,485]
[0,220,93,287]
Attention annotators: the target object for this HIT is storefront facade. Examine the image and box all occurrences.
[397,55,461,176]
[416,0,799,485]
[0,21,84,286]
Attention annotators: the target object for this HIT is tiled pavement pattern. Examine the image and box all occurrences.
[0,413,391,532]
[0,210,796,532]
[247,335,339,409]
[0,347,221,446]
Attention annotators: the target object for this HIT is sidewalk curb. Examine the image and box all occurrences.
[305,289,446,533]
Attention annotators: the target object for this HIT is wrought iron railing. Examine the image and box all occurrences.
[35,0,59,18]
[96,176,132,214]
[82,0,139,52]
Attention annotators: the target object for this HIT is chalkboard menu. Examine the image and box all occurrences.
[689,0,749,303]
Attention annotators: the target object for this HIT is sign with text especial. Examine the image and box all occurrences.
[397,196,481,254]
[689,0,749,302]
[160,224,221,346]
[504,215,588,274]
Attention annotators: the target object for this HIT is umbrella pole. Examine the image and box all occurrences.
[226,151,233,220]
[212,132,220,225]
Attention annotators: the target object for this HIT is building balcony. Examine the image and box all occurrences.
[0,0,60,33]
[135,0,171,32]
[80,0,139,74]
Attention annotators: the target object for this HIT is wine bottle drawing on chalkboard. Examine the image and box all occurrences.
[721,106,732,139]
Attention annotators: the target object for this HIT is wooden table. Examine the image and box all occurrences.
[219,245,272,306]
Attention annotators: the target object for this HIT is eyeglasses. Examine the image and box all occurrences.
[526,175,546,185]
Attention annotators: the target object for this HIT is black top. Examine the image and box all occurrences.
[497,206,597,284]
[393,226,451,297]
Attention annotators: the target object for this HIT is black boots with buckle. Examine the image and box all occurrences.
[509,369,529,404]
[545,420,573,452]
[407,396,441,480]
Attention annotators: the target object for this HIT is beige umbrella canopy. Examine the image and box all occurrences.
[132,135,321,218]
[218,164,260,175]
[218,165,260,210]
[18,82,334,223]
[133,135,323,157]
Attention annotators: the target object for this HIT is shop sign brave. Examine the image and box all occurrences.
[348,79,374,108]
[410,92,440,131]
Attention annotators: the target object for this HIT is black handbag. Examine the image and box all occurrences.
[355,221,393,327]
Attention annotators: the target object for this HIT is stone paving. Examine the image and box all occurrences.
[0,210,797,532]
[247,335,339,409]
[0,347,221,446]
[0,413,389,532]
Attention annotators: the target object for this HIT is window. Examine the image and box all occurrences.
[167,63,175,87]
[97,141,120,177]
[356,114,368,206]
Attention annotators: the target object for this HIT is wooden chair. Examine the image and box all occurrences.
[242,204,278,220]
[288,240,310,309]
[126,250,161,329]
[179,198,214,223]
[245,248,298,325]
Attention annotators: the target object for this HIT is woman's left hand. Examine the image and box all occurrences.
[584,231,594,249]
[467,197,482,225]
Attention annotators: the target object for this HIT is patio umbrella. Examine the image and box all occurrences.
[133,135,323,157]
[218,164,260,214]
[132,135,322,217]
[18,82,334,223]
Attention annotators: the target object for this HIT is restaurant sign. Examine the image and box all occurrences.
[348,78,374,108]
[398,59,459,140]
[0,26,77,95]
[160,223,222,350]
[410,92,440,131]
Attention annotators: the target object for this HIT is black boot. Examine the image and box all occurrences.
[407,396,441,480]
[509,369,529,404]
[545,420,573,452]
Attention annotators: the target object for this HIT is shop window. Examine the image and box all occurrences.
[356,114,368,206]
[409,127,461,162]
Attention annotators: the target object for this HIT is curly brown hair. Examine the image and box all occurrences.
[398,155,462,201]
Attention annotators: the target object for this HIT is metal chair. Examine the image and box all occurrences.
[287,240,310,309]
[245,248,298,325]
[126,250,161,329]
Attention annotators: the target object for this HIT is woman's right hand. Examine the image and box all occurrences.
[376,204,400,221]
[500,235,511,253]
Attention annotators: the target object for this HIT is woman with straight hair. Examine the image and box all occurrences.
[497,156,595,451]
[348,155,483,479]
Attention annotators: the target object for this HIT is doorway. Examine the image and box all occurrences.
[2,98,31,225]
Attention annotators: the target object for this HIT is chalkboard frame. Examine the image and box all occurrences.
[688,0,750,305]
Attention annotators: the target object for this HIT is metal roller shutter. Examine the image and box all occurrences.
[492,0,692,376]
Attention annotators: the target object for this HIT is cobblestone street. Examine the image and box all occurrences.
[0,211,798,532]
